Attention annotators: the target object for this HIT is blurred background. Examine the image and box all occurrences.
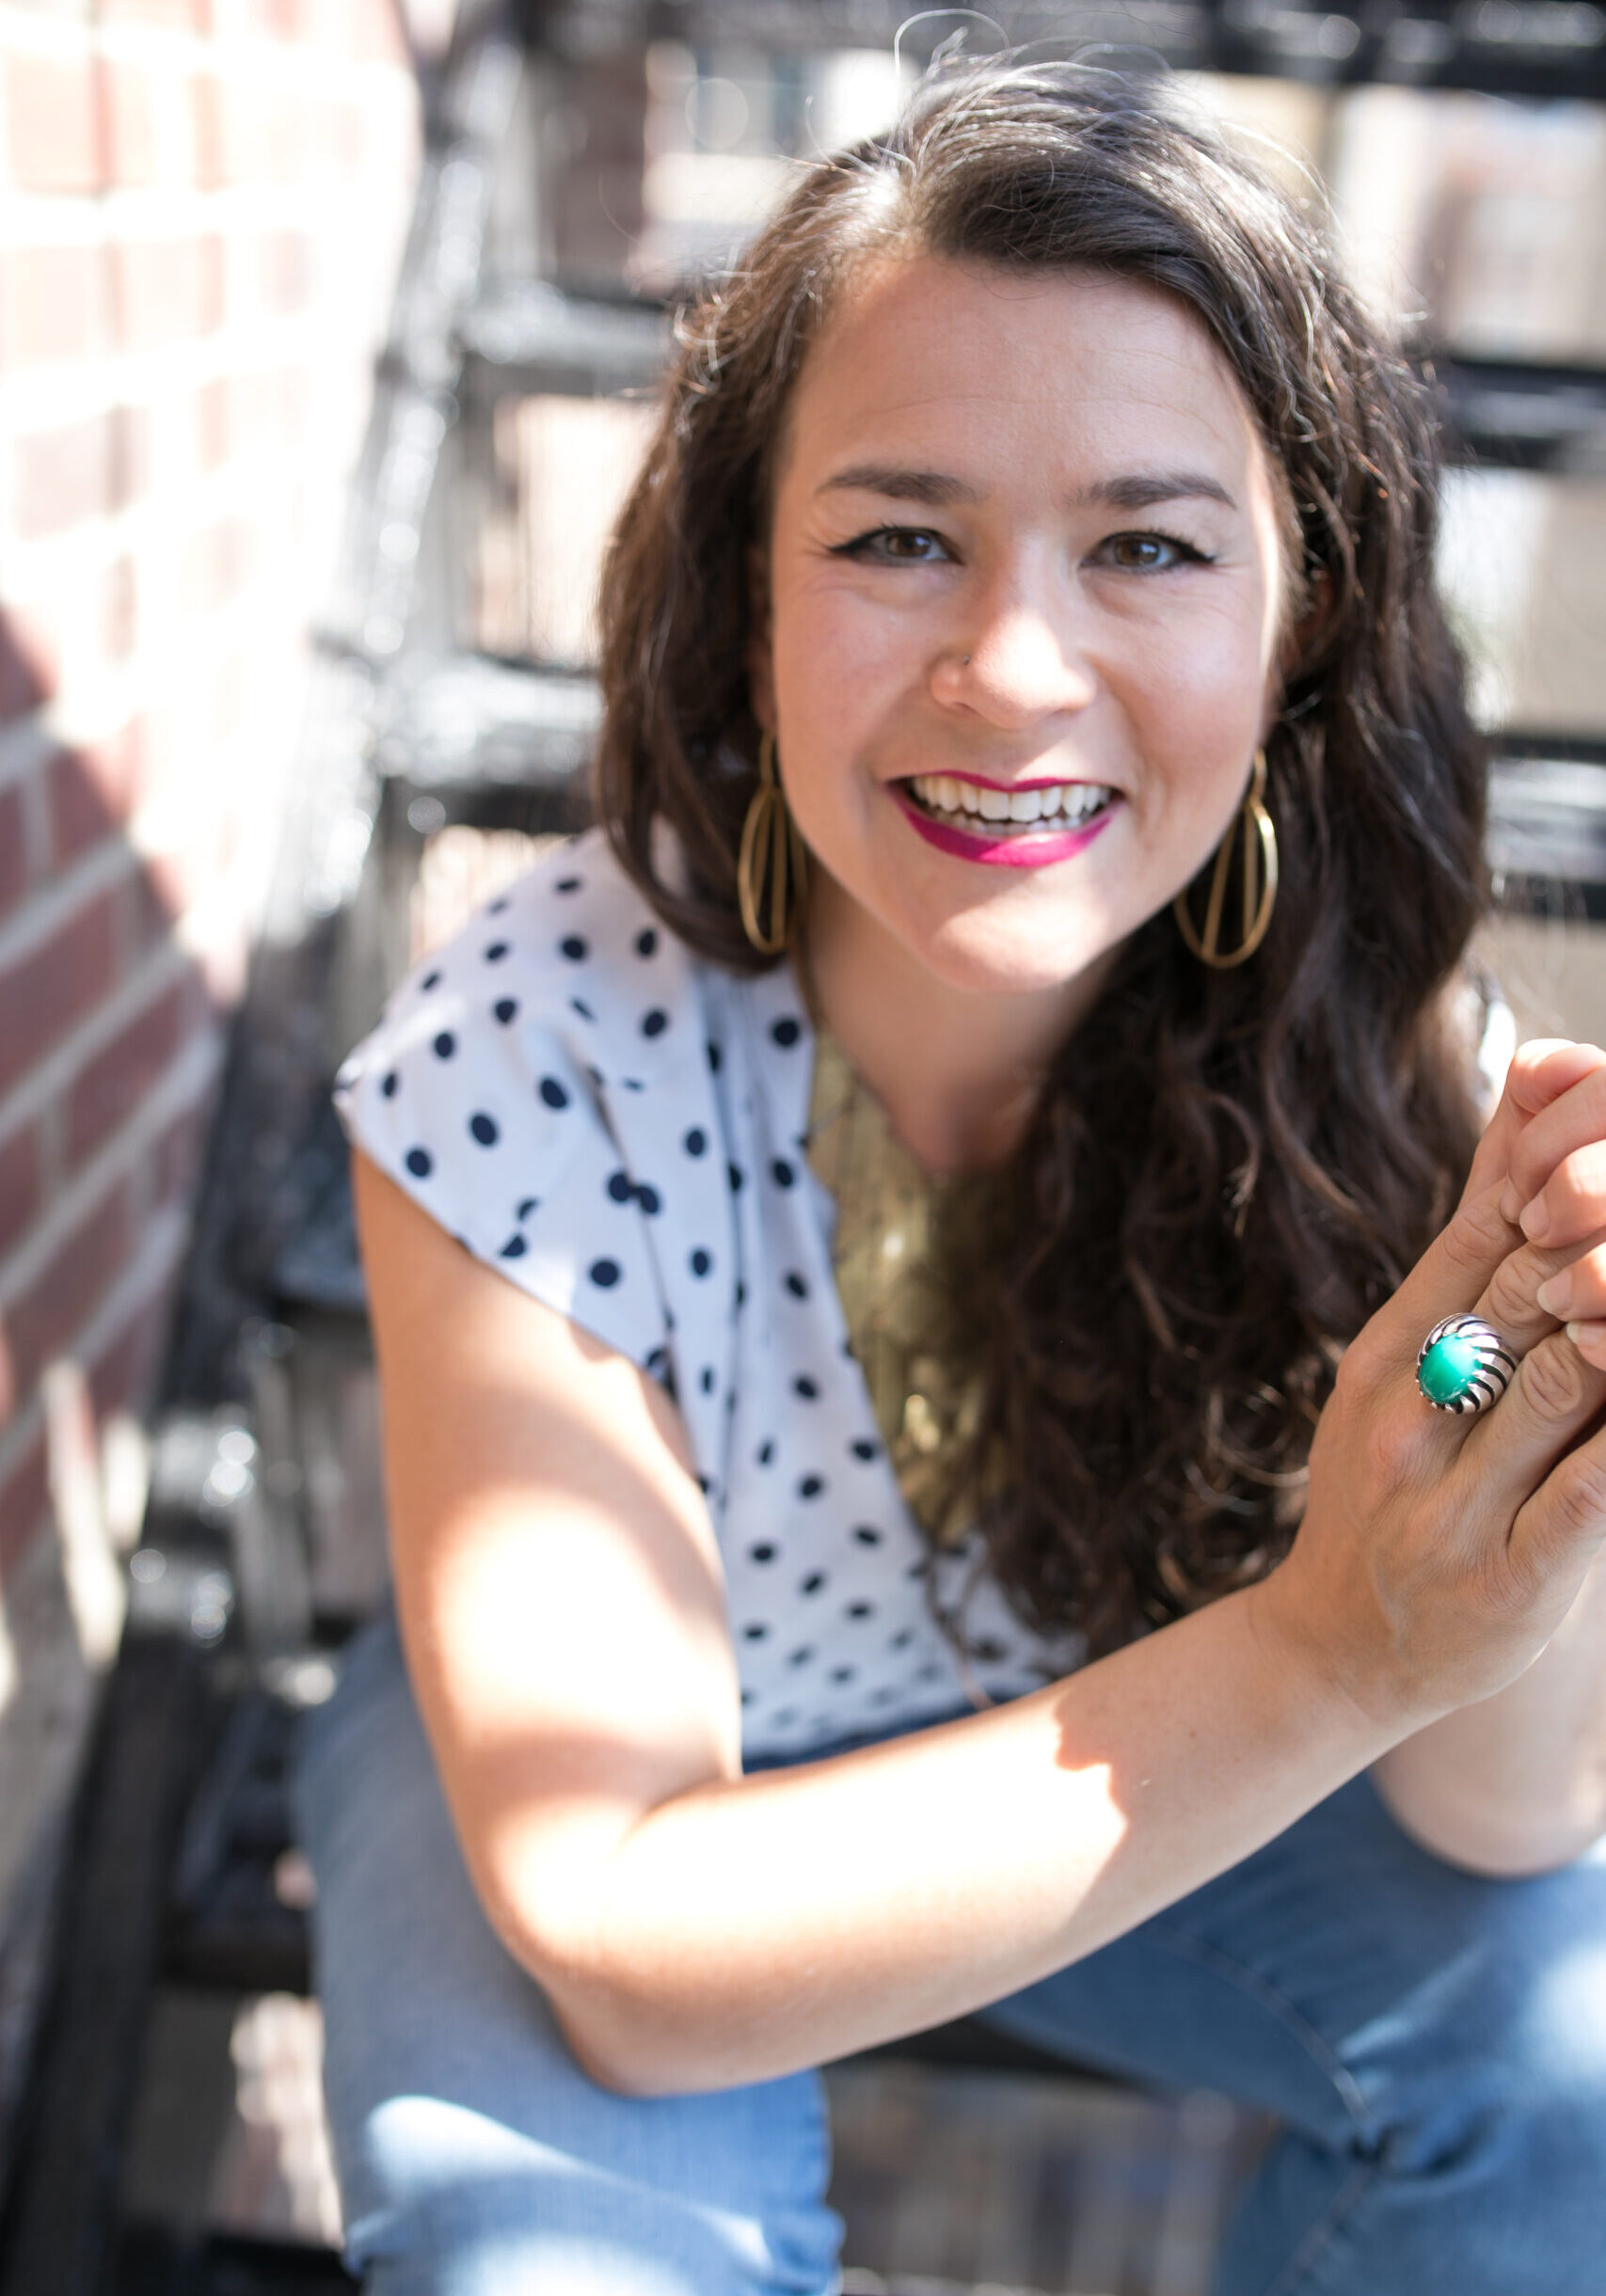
[1,4,1603,2292]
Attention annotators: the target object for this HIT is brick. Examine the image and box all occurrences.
[114,235,225,353]
[192,375,231,471]
[0,786,29,917]
[12,406,149,539]
[87,1278,173,1425]
[0,886,119,1099]
[1,1179,130,1418]
[3,49,101,194]
[65,975,199,1167]
[0,609,53,721]
[0,1123,42,1261]
[0,244,105,374]
[0,1424,50,1576]
[48,737,133,867]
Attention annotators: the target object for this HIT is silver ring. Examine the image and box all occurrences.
[1416,1314,1517,1416]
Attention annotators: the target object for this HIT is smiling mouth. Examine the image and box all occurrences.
[902,773,1118,835]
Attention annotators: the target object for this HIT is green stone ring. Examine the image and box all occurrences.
[1416,1315,1517,1416]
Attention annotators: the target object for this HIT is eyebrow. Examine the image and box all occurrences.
[816,463,1239,514]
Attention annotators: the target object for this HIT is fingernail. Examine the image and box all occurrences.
[1536,1271,1572,1317]
[1566,1321,1605,1354]
[1499,1180,1522,1225]
[1519,1196,1551,1242]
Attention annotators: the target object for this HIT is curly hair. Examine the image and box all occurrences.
[594,60,1488,1656]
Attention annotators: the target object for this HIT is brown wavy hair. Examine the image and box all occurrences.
[595,60,1488,1657]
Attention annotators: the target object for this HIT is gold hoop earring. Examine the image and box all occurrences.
[738,730,808,956]
[1172,748,1279,969]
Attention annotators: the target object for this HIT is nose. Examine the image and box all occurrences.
[930,568,1096,728]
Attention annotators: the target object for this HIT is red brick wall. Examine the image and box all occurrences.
[0,0,419,1601]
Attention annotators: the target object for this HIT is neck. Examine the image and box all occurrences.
[801,877,1110,1175]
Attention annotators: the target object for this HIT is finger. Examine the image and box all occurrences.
[1503,1389,1606,1601]
[1477,1228,1606,1354]
[1473,1039,1596,1211]
[1534,1235,1606,1327]
[1565,1321,1606,1372]
[1518,1138,1606,1251]
[1497,1050,1606,1225]
[1377,1176,1524,1380]
[1461,1327,1606,1528]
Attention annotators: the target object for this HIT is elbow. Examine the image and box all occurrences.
[476,1891,701,2099]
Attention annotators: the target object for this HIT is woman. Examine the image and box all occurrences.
[302,60,1606,2296]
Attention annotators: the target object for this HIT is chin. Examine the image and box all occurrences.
[916,908,1124,1000]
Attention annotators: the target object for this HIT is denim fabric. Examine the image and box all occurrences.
[296,1609,1606,2296]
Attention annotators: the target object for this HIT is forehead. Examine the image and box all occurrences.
[775,253,1271,495]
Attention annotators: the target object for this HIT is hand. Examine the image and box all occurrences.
[1498,1044,1606,1372]
[1253,1041,1606,1732]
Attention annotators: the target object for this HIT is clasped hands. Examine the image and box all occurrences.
[1257,1039,1606,1734]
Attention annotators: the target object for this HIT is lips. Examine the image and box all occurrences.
[892,774,1121,870]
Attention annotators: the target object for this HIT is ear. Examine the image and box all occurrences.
[745,543,776,734]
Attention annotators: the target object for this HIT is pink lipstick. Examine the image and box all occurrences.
[892,782,1118,870]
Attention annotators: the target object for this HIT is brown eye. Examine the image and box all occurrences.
[1100,531,1202,572]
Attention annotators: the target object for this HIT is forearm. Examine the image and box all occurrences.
[1372,1549,1606,1876]
[526,1584,1396,2097]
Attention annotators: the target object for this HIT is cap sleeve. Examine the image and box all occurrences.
[334,906,669,1374]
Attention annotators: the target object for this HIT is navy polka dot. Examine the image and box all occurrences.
[469,1112,499,1147]
[488,896,509,914]
[607,1171,634,1204]
[707,1040,723,1072]
[771,1158,795,1189]
[555,875,581,893]
[560,936,588,961]
[380,1070,399,1098]
[801,1572,827,1595]
[699,1366,715,1394]
[636,1183,661,1215]
[421,969,442,990]
[785,1271,808,1299]
[727,1163,744,1193]
[829,1666,856,1686]
[756,1440,775,1467]
[405,1147,433,1179]
[570,997,594,1021]
[847,1602,873,1620]
[493,998,518,1024]
[635,927,658,958]
[771,1016,802,1048]
[793,1375,819,1401]
[539,1077,569,1109]
[499,1234,527,1259]
[851,1437,880,1461]
[589,1258,621,1288]
[641,1007,668,1038]
[749,1544,775,1563]
[853,1526,882,1545]
[683,1127,707,1157]
[890,1629,914,1650]
[690,1247,712,1277]
[788,1646,814,1668]
[797,1474,823,1499]
[742,1623,769,1641]
[484,941,510,962]
[433,1031,456,1059]
[517,1196,538,1219]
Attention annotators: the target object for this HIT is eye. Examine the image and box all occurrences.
[833,526,952,564]
[1095,530,1212,573]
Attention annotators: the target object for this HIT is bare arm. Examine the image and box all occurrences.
[356,1106,1606,2098]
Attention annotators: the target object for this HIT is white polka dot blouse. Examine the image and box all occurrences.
[335,828,1085,1759]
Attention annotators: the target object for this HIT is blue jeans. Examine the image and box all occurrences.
[296,1610,1606,2295]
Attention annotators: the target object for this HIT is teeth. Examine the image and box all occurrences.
[909,775,1113,828]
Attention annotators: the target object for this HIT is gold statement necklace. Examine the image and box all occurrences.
[800,998,994,1548]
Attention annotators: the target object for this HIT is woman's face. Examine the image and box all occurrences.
[748,255,1294,1005]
